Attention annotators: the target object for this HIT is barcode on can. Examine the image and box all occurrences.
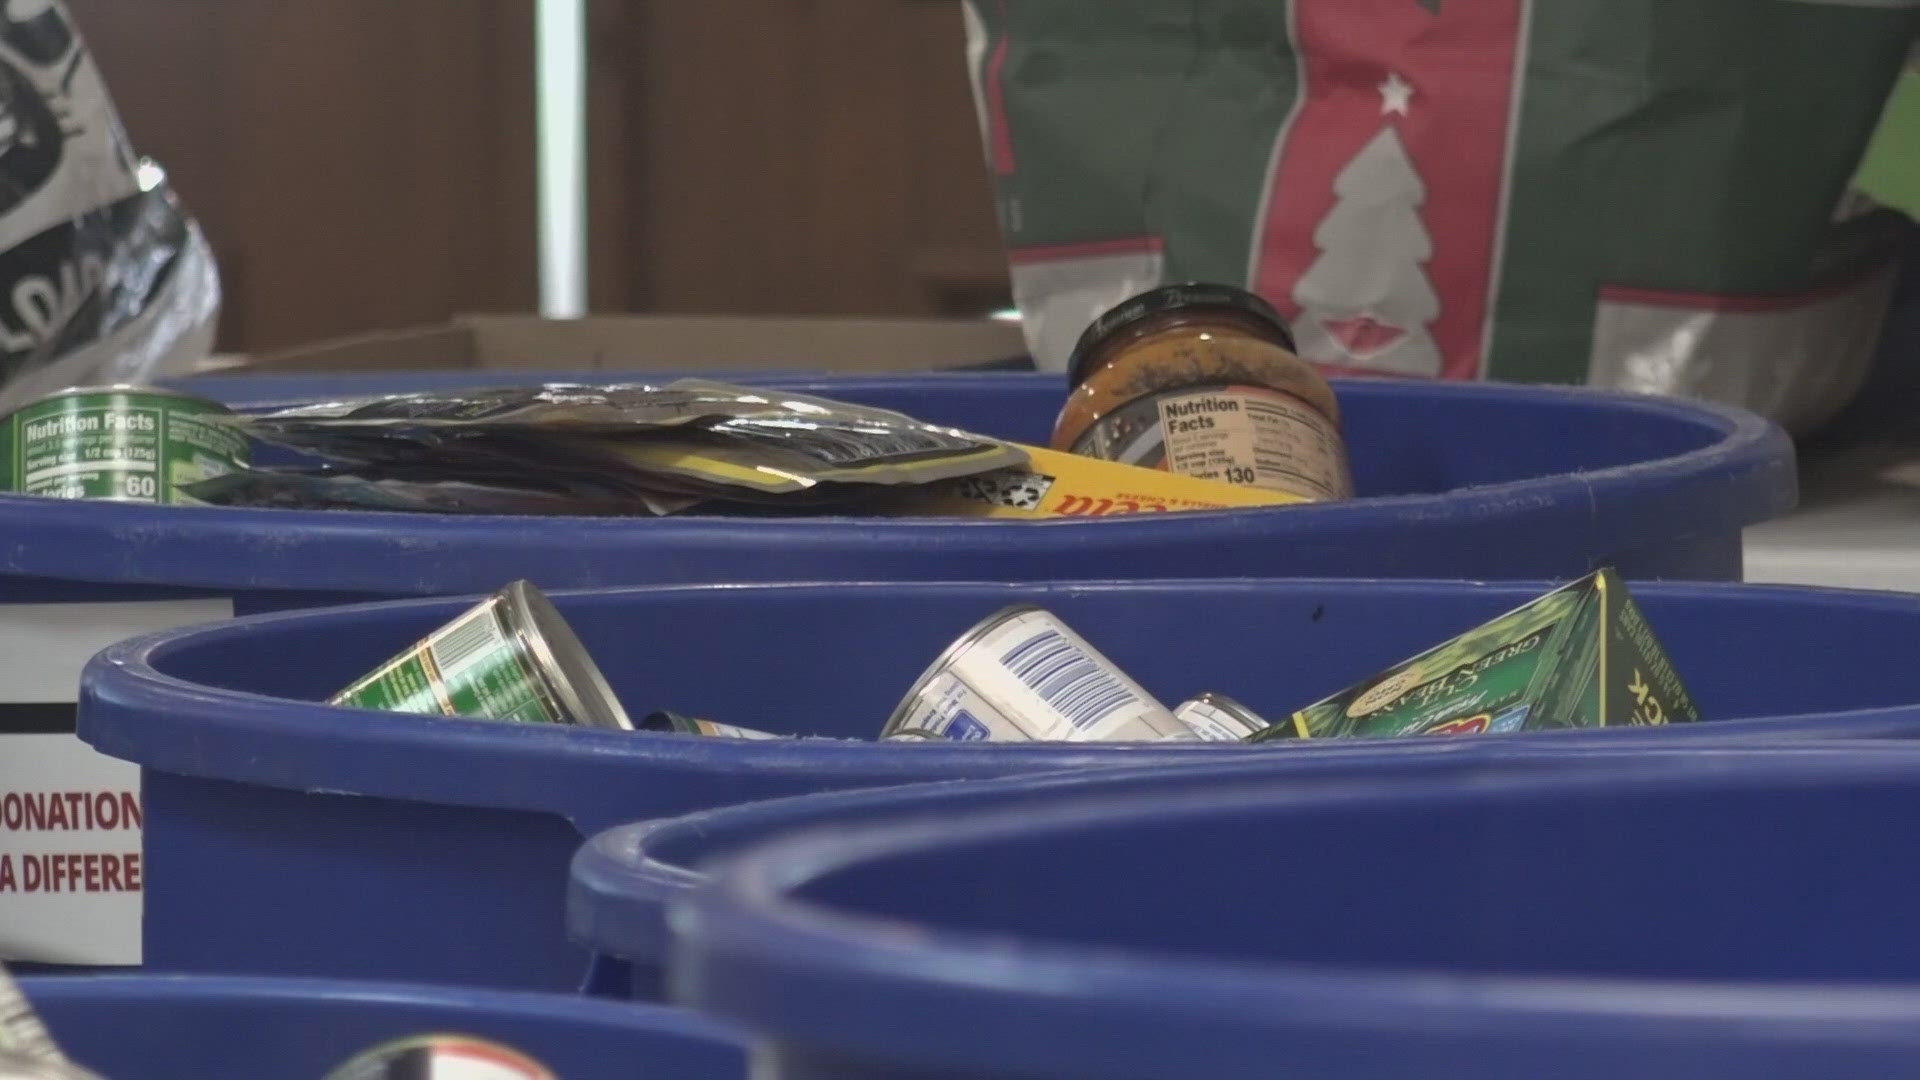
[428,605,507,679]
[999,629,1141,733]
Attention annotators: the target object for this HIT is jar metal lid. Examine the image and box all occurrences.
[1066,283,1298,386]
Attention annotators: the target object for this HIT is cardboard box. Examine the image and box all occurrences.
[235,314,1031,374]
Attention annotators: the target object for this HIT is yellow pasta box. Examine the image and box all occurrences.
[883,444,1308,519]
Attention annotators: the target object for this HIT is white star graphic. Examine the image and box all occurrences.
[1379,71,1413,116]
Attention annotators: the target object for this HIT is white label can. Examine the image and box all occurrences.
[884,606,1192,742]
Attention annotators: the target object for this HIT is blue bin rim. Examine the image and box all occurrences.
[567,740,1873,966]
[18,972,739,1043]
[79,578,1920,824]
[678,748,1920,1075]
[0,379,1791,594]
[569,742,1545,963]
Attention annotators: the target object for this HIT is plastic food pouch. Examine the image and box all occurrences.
[184,470,702,516]
[554,428,1026,495]
[252,379,962,434]
[964,0,1918,432]
[0,1,218,411]
[234,379,1028,497]
[248,381,787,429]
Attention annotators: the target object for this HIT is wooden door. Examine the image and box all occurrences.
[66,0,537,352]
[62,0,1005,352]
[589,0,1009,317]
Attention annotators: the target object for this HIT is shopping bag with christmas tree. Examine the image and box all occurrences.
[963,0,1917,431]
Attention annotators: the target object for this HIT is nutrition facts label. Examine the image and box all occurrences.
[11,401,246,503]
[1155,385,1350,501]
[16,405,163,501]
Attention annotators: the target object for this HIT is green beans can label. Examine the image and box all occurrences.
[331,598,563,724]
[3,389,248,504]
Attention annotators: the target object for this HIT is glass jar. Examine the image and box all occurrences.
[1051,284,1353,501]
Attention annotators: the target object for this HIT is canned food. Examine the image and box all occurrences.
[640,710,783,739]
[331,580,631,729]
[1172,692,1271,741]
[324,1033,554,1080]
[883,605,1191,742]
[0,386,248,504]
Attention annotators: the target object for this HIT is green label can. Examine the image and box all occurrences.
[330,580,632,729]
[1,386,249,504]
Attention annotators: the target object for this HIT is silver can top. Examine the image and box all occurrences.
[500,580,633,730]
[882,604,1043,736]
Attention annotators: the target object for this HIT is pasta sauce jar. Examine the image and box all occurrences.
[1051,284,1353,501]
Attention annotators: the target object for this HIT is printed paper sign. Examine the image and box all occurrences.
[0,598,233,964]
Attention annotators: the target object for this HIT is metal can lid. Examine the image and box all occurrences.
[881,604,1044,736]
[1066,283,1297,387]
[499,580,634,730]
[2,384,234,427]
[1178,691,1268,729]
[639,710,695,734]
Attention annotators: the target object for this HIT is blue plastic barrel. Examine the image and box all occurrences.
[5,374,1792,602]
[675,745,1920,1080]
[566,746,1745,1000]
[80,579,1920,991]
[8,373,1784,968]
[21,974,743,1078]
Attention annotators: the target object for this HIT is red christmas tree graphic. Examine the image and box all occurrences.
[1249,0,1526,380]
